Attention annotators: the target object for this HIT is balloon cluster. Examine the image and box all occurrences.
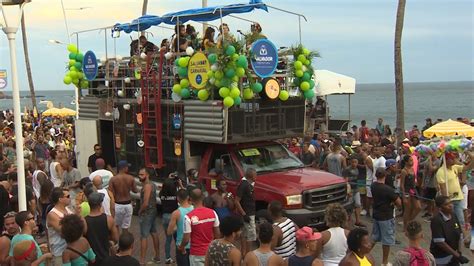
[292,46,315,100]
[415,138,472,157]
[207,45,253,108]
[172,55,193,100]
[63,44,89,89]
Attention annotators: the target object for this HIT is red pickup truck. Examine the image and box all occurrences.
[197,140,351,228]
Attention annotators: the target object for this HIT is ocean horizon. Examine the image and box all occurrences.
[1,80,472,129]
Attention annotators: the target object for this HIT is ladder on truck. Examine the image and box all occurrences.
[140,50,165,168]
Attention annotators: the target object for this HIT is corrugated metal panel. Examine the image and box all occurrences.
[184,100,225,143]
[78,96,99,120]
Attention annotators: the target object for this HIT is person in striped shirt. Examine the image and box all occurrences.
[269,200,297,259]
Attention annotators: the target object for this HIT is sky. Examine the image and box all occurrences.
[0,0,473,91]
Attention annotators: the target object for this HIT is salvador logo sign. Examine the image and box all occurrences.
[250,39,278,78]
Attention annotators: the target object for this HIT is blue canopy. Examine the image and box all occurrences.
[113,0,267,34]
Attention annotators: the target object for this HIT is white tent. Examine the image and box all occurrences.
[314,70,356,96]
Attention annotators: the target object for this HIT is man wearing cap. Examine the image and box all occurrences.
[288,227,323,266]
[85,192,119,265]
[108,160,137,233]
[436,152,473,230]
[385,159,398,189]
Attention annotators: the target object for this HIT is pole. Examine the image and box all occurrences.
[348,94,351,121]
[298,16,302,45]
[6,31,27,211]
[60,0,71,43]
[202,0,208,33]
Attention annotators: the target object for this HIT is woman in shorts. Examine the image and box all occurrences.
[400,155,421,232]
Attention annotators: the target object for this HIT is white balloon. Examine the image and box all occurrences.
[211,64,218,72]
[123,104,131,110]
[105,111,112,117]
[302,66,307,72]
[165,52,173,60]
[186,47,194,56]
[140,52,147,59]
[117,90,125,97]
[124,77,131,83]
[209,78,215,84]
[171,92,182,102]
[116,55,123,62]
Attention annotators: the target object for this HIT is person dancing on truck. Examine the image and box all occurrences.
[235,168,257,256]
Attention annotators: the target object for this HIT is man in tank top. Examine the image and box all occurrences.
[244,222,284,266]
[268,200,296,259]
[168,189,194,266]
[85,192,119,265]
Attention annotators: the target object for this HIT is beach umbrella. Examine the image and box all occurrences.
[422,119,474,193]
[58,107,77,117]
[42,107,62,117]
[423,119,474,138]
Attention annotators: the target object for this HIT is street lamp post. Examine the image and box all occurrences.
[1,0,31,212]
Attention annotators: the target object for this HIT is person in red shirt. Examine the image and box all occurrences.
[179,188,220,266]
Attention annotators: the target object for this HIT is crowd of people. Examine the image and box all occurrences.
[0,106,474,266]
[129,22,267,57]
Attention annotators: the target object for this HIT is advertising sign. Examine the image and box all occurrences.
[82,51,98,81]
[0,70,7,89]
[264,78,280,100]
[250,39,278,78]
[188,52,210,89]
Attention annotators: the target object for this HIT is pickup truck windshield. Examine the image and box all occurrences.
[237,144,304,173]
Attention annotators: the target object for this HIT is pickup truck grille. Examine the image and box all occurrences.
[303,183,347,209]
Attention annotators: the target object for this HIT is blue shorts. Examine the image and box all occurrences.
[372,218,395,245]
[139,210,157,238]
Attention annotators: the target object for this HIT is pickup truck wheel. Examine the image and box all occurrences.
[255,209,272,225]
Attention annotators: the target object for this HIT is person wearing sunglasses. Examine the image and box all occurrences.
[10,211,51,266]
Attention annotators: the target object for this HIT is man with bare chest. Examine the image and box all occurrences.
[211,179,234,220]
[108,161,138,232]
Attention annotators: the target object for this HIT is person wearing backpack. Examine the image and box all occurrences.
[394,220,435,266]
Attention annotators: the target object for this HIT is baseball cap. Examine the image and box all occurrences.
[350,140,361,148]
[117,160,131,170]
[385,159,397,169]
[88,192,104,206]
[296,226,322,241]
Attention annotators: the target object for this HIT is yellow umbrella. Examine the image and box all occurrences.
[42,107,62,117]
[59,107,77,117]
[423,119,474,138]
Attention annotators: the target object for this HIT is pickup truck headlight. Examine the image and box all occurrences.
[286,194,302,205]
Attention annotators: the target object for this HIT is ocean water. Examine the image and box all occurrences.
[0,81,472,128]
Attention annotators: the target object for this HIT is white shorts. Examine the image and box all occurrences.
[366,185,372,198]
[353,191,361,208]
[115,203,133,229]
[461,184,468,210]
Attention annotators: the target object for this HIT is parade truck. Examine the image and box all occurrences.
[73,0,351,227]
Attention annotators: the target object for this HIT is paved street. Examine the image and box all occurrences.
[127,213,474,265]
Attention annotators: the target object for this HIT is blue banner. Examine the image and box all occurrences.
[82,51,98,81]
[250,39,278,78]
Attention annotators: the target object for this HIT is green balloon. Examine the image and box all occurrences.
[304,89,315,99]
[215,70,224,80]
[69,59,76,67]
[219,87,230,98]
[69,71,78,79]
[180,88,190,99]
[300,81,310,91]
[303,48,310,56]
[302,72,311,81]
[74,62,82,69]
[225,45,236,56]
[236,67,245,77]
[309,80,315,89]
[230,87,240,99]
[220,78,230,88]
[243,88,253,100]
[232,53,239,61]
[77,72,84,79]
[223,96,234,107]
[80,80,89,89]
[69,53,77,60]
[251,82,263,93]
[174,58,180,66]
[225,68,235,78]
[70,66,78,72]
[279,90,289,101]
[207,71,214,78]
[75,53,84,62]
[178,57,190,68]
[72,78,79,85]
[297,54,306,62]
[295,70,304,77]
[172,84,182,94]
[180,79,190,88]
[198,89,209,101]
[208,53,217,64]
[63,76,72,85]
[237,55,248,68]
[294,61,303,70]
[293,77,300,86]
[234,96,242,106]
[178,67,188,77]
[214,79,222,87]
[67,44,78,53]
[304,59,311,66]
